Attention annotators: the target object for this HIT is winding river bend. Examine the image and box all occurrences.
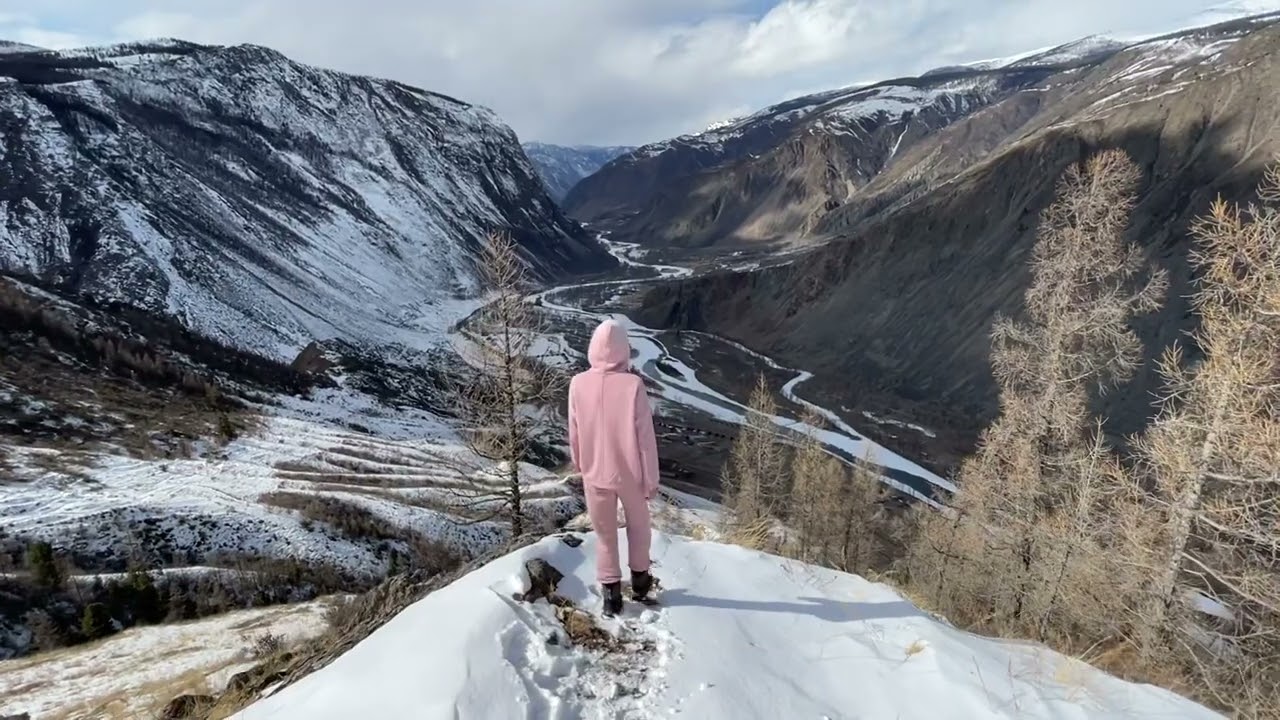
[533,239,954,505]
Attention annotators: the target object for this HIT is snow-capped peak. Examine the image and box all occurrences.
[237,532,1219,719]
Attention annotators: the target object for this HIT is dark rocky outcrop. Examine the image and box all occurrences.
[519,558,565,603]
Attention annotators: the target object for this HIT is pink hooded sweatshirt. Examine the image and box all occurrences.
[567,319,660,497]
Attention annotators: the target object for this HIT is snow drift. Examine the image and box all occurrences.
[235,532,1217,719]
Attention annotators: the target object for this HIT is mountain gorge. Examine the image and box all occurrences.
[522,142,635,202]
[578,14,1280,460]
[0,40,615,361]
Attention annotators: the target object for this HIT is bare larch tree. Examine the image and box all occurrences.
[1135,166,1280,712]
[908,150,1167,639]
[455,231,564,538]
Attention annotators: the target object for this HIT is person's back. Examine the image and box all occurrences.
[568,319,660,615]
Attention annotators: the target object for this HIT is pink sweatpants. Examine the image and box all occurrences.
[584,482,651,585]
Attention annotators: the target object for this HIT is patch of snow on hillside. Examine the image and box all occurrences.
[1008,36,1128,68]
[0,599,333,719]
[236,532,1220,720]
[0,395,578,574]
[822,85,943,122]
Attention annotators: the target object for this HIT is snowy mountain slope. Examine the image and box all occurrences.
[523,142,636,202]
[955,1,1280,73]
[1181,0,1280,30]
[564,66,1050,250]
[235,532,1219,719]
[564,10,1280,252]
[0,267,582,662]
[0,40,615,360]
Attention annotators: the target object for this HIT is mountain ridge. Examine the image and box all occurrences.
[522,141,636,202]
[564,10,1280,253]
[0,39,615,360]
[630,18,1280,469]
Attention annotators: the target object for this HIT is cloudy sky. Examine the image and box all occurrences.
[0,1,1265,146]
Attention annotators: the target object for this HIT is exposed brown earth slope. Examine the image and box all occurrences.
[623,19,1280,461]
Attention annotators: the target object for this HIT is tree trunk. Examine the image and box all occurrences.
[1148,399,1226,635]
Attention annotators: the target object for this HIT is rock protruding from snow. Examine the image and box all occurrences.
[519,558,566,603]
[237,532,1219,719]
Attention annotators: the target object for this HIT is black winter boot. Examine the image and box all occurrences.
[602,582,623,617]
[630,570,654,601]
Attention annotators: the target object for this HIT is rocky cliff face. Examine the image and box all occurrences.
[0,39,615,359]
[632,15,1280,455]
[522,142,635,202]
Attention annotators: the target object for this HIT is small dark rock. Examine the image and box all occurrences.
[547,630,561,646]
[161,694,216,719]
[559,534,583,548]
[521,558,565,602]
[1,713,32,720]
[290,341,336,377]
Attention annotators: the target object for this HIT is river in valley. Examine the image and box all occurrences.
[532,238,954,506]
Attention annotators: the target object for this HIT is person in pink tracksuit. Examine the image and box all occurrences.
[568,318,660,615]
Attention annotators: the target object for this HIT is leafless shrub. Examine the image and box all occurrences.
[258,492,403,545]
[249,632,286,659]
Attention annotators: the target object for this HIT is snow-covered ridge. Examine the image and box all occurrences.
[0,40,46,55]
[619,4,1280,169]
[43,38,203,66]
[963,2,1280,72]
[236,532,1220,719]
[630,83,872,159]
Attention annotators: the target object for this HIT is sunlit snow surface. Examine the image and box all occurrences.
[237,532,1220,720]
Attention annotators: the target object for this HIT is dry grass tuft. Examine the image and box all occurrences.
[721,514,775,552]
[555,606,617,651]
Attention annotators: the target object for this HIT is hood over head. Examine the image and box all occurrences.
[588,319,631,371]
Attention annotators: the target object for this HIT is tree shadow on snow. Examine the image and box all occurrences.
[659,589,922,623]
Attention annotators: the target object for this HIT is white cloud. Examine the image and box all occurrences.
[0,0,1266,145]
[0,10,90,49]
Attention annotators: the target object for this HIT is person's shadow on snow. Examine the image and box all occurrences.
[658,589,921,623]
